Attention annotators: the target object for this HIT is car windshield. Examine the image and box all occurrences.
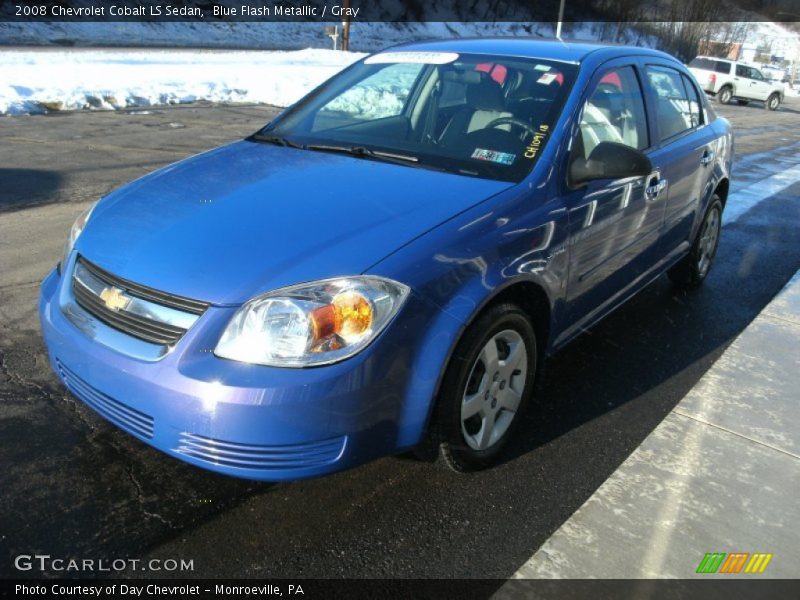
[258,52,578,183]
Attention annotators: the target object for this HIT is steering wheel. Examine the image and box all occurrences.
[484,117,538,137]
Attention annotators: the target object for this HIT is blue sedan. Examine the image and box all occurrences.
[39,39,732,479]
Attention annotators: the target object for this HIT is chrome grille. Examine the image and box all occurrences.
[71,256,209,346]
[176,432,346,470]
[57,359,154,439]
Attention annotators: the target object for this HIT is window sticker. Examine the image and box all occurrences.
[534,64,552,71]
[365,52,459,65]
[537,72,558,85]
[524,124,550,160]
[471,148,516,165]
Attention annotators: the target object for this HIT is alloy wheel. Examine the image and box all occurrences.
[697,205,721,277]
[460,329,528,451]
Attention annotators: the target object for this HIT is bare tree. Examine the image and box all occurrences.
[715,21,753,59]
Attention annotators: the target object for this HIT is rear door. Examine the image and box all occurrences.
[642,63,716,257]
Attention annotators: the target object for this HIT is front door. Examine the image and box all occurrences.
[748,67,774,101]
[736,64,770,101]
[561,62,664,329]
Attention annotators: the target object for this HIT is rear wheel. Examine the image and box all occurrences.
[718,86,733,104]
[766,93,781,111]
[435,303,537,472]
[668,197,723,289]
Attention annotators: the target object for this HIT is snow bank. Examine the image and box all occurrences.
[0,21,563,52]
[0,20,661,116]
[0,48,365,115]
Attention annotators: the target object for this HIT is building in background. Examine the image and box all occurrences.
[698,39,742,60]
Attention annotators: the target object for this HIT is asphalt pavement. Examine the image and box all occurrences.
[1,98,799,579]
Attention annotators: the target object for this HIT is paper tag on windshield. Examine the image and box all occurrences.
[471,148,516,165]
[365,52,459,65]
[537,72,558,85]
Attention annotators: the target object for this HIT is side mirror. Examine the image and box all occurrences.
[569,141,652,186]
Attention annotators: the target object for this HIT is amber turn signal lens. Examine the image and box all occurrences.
[309,291,373,345]
[333,291,373,340]
[310,303,340,341]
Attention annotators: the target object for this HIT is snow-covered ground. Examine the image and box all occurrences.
[0,21,649,51]
[0,47,365,115]
[0,20,658,116]
[1,20,794,116]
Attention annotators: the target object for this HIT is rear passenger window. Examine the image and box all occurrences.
[690,58,732,75]
[715,60,732,74]
[714,60,731,75]
[645,66,696,142]
[681,74,702,127]
[577,66,648,159]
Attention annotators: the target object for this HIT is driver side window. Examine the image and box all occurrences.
[577,66,648,160]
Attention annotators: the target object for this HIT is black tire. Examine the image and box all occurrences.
[435,302,537,472]
[718,86,733,105]
[766,93,781,111]
[668,197,723,289]
[736,99,750,106]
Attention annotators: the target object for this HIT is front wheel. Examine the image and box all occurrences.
[668,197,723,289]
[766,93,781,111]
[718,87,733,104]
[435,302,537,472]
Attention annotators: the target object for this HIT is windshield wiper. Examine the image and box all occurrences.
[249,133,305,149]
[251,139,450,173]
[305,144,420,165]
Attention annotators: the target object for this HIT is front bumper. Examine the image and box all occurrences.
[39,265,447,481]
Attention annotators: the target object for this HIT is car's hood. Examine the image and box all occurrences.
[77,141,510,305]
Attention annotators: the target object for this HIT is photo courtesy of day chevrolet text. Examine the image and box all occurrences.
[14,583,305,597]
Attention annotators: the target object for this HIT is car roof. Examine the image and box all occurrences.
[386,37,678,65]
[693,56,770,70]
[694,56,734,63]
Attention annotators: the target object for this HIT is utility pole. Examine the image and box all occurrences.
[341,0,351,51]
[555,0,565,39]
[776,13,800,85]
[324,25,339,50]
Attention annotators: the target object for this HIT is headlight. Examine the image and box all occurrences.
[215,277,410,367]
[61,201,97,269]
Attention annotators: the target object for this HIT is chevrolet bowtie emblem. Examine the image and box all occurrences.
[99,286,131,312]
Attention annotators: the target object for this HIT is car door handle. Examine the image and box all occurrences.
[700,150,715,166]
[645,177,667,199]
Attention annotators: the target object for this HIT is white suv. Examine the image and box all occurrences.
[688,56,784,110]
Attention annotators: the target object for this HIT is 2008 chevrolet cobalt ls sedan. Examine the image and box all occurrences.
[40,40,733,479]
